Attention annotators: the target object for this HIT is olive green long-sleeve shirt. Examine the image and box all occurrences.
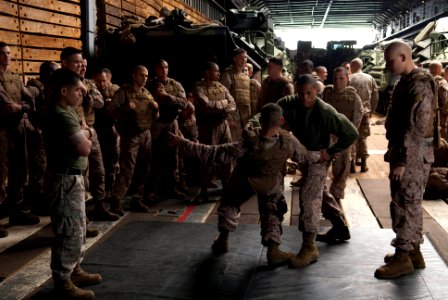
[277,95,358,155]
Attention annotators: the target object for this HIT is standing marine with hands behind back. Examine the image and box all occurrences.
[375,40,437,279]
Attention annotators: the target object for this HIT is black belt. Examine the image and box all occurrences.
[57,168,86,176]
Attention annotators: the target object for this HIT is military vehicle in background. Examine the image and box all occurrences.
[295,40,360,82]
[358,16,448,115]
[94,7,288,92]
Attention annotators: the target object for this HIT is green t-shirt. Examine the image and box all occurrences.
[44,105,88,171]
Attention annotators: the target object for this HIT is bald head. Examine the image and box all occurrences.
[350,58,363,73]
[429,61,443,76]
[384,40,415,75]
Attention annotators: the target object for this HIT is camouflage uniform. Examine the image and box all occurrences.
[425,140,448,198]
[249,78,261,116]
[94,83,120,195]
[0,70,40,215]
[0,129,7,204]
[277,96,358,233]
[221,65,251,141]
[194,79,236,189]
[349,71,379,160]
[433,75,448,140]
[26,78,50,205]
[256,76,294,113]
[43,105,87,283]
[322,85,363,199]
[75,79,106,205]
[147,78,187,195]
[178,102,199,186]
[385,69,435,251]
[109,84,157,201]
[179,128,307,245]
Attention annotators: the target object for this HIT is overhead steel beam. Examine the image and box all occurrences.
[320,0,333,28]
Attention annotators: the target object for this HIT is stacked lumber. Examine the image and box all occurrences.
[0,0,82,81]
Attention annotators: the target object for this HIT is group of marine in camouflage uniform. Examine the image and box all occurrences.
[0,39,445,298]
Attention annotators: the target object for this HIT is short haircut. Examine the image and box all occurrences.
[294,74,318,87]
[259,103,283,128]
[429,61,442,68]
[39,61,58,83]
[0,42,8,49]
[233,48,247,57]
[133,65,147,74]
[52,68,81,97]
[92,67,112,77]
[301,60,314,69]
[60,47,82,62]
[333,66,349,76]
[203,61,217,73]
[154,59,167,67]
[269,57,283,67]
[341,61,350,66]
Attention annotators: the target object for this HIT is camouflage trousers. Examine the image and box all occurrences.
[353,114,371,160]
[0,129,8,204]
[440,112,448,141]
[330,147,351,199]
[48,174,86,282]
[299,160,346,233]
[227,110,244,143]
[198,120,232,189]
[147,120,180,194]
[218,171,287,245]
[111,129,152,200]
[96,124,119,195]
[6,116,46,212]
[85,128,106,203]
[390,144,433,251]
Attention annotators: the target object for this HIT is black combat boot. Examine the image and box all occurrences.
[361,158,369,172]
[0,224,8,238]
[212,230,229,254]
[350,160,356,173]
[316,213,351,243]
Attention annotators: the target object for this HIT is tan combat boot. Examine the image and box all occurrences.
[130,197,150,213]
[384,244,425,269]
[71,264,102,287]
[53,278,95,300]
[266,241,294,267]
[361,158,369,172]
[375,250,414,279]
[289,232,319,268]
[93,201,120,221]
[109,196,124,216]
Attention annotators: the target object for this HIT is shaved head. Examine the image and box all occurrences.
[384,40,415,75]
[429,61,443,76]
[350,58,363,73]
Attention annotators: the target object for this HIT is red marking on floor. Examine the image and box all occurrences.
[177,204,196,222]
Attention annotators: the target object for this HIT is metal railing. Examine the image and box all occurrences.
[181,0,225,21]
